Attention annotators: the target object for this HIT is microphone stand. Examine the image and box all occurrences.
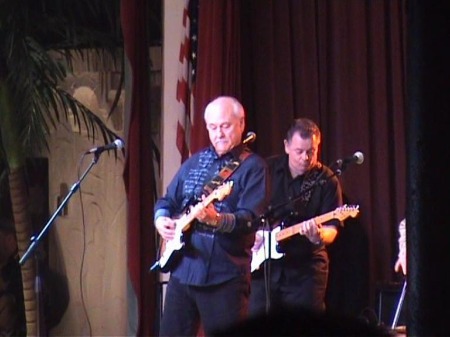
[254,159,348,314]
[391,280,407,329]
[20,153,101,265]
[19,151,102,336]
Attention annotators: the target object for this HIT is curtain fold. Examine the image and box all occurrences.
[121,0,157,335]
[191,0,242,153]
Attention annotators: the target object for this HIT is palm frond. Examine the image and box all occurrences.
[2,0,122,157]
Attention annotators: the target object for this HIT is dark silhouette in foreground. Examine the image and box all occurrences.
[213,306,392,337]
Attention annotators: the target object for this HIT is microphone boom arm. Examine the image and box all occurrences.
[19,155,100,265]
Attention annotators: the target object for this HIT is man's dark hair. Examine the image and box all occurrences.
[286,118,321,143]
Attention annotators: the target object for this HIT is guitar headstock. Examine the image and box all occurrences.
[334,204,360,220]
[212,181,234,201]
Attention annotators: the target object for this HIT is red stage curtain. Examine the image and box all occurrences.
[121,0,157,335]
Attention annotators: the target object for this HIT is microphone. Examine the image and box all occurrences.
[336,151,364,166]
[243,131,256,145]
[85,139,125,154]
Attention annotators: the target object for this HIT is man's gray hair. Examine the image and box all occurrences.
[204,96,245,119]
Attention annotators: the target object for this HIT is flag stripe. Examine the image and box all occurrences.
[176,0,198,163]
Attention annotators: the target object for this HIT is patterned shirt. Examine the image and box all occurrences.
[154,145,269,286]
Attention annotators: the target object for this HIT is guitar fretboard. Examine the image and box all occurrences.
[275,212,336,242]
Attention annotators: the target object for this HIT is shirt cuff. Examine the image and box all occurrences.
[154,209,170,222]
[216,213,236,233]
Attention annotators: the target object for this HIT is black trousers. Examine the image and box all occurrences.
[249,260,328,317]
[159,275,250,337]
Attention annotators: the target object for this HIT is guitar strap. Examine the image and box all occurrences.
[297,162,323,206]
[202,147,252,195]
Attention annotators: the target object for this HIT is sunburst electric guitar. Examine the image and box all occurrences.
[150,181,233,273]
[251,204,360,272]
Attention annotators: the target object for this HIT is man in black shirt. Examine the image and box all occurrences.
[249,118,343,316]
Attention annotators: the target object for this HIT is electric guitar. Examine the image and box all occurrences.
[150,181,233,273]
[251,204,359,272]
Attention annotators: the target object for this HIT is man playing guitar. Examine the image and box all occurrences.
[249,118,344,316]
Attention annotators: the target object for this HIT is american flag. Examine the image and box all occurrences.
[176,0,198,163]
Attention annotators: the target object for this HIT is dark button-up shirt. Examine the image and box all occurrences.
[154,145,269,286]
[256,154,343,281]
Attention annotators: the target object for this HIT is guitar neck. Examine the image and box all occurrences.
[173,181,233,233]
[176,193,217,232]
[276,211,336,242]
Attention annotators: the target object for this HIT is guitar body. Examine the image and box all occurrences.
[152,226,187,273]
[149,181,234,273]
[251,226,285,272]
[251,204,360,273]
